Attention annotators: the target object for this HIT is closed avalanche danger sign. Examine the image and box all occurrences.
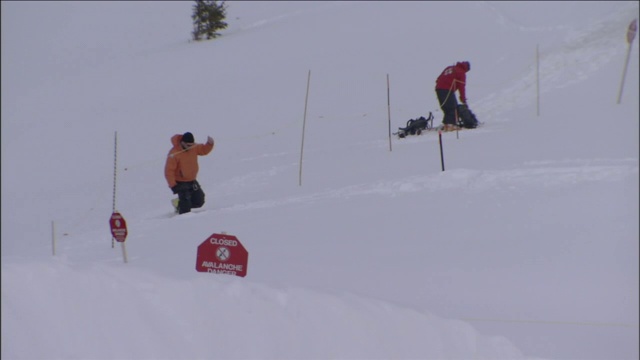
[196,233,248,277]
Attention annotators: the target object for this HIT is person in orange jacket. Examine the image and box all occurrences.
[435,61,470,131]
[164,132,214,214]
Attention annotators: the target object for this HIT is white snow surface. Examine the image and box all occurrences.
[1,1,638,359]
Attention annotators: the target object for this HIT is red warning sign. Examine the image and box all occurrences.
[196,233,248,277]
[109,211,128,243]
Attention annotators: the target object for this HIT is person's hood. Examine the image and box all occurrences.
[456,61,470,72]
[171,134,184,148]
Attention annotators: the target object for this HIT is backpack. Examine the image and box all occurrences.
[457,104,479,129]
[397,113,434,138]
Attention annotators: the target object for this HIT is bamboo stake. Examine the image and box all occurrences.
[536,44,540,116]
[51,221,56,256]
[618,19,637,104]
[299,70,311,186]
[387,74,392,152]
[112,131,118,248]
[616,46,631,104]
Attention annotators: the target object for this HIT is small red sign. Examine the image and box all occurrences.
[196,233,248,277]
[109,212,128,243]
[627,19,637,44]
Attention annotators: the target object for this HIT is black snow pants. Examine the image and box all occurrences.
[175,180,205,214]
[436,88,459,126]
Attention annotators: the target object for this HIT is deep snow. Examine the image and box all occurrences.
[2,1,638,359]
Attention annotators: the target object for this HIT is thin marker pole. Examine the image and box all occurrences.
[438,130,445,172]
[617,19,636,104]
[112,131,118,248]
[617,46,632,104]
[299,70,311,186]
[387,74,392,152]
[536,44,540,116]
[51,221,56,256]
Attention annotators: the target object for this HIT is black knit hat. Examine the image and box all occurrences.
[182,132,194,143]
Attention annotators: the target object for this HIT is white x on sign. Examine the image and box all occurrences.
[216,246,230,261]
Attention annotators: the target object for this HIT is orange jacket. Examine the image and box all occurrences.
[164,134,214,188]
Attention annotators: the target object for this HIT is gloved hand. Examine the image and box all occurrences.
[171,185,180,194]
[460,98,467,105]
[207,136,214,145]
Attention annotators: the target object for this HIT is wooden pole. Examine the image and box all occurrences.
[121,243,128,264]
[112,131,118,248]
[299,70,311,186]
[617,45,632,104]
[536,44,540,116]
[618,19,637,104]
[387,74,392,152]
[51,221,56,256]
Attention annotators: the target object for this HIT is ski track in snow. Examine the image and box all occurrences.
[224,2,346,37]
[474,5,635,121]
[214,158,638,213]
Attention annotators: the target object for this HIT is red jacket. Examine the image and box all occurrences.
[164,134,214,188]
[435,62,469,103]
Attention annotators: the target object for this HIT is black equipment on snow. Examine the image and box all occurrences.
[396,112,434,138]
[457,104,479,129]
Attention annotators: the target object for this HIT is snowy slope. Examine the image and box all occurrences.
[2,1,638,359]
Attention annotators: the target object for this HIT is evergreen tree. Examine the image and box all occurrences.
[191,0,228,41]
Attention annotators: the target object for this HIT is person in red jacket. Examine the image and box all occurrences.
[164,132,214,214]
[435,61,470,131]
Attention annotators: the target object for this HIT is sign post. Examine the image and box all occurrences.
[196,233,248,277]
[617,19,637,104]
[109,211,128,263]
[627,18,637,45]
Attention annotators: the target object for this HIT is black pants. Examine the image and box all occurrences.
[436,89,458,125]
[175,180,205,214]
